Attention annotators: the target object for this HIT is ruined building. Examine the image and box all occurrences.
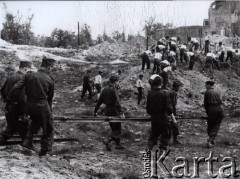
[155,0,240,43]
[203,0,240,37]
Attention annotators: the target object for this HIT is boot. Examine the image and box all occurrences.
[206,137,214,148]
[0,135,7,146]
[115,143,125,150]
[39,150,48,157]
[102,138,112,151]
[22,132,35,151]
[173,136,181,145]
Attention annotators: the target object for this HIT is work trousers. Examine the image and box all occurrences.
[81,84,92,99]
[25,100,54,152]
[207,107,224,139]
[226,51,233,64]
[153,59,160,74]
[205,57,220,70]
[219,52,225,62]
[170,121,180,138]
[0,102,28,141]
[188,55,197,70]
[95,84,102,93]
[148,116,171,150]
[105,106,121,145]
[160,71,168,89]
[142,55,150,71]
[137,87,143,104]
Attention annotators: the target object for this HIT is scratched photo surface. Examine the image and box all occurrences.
[0,1,239,178]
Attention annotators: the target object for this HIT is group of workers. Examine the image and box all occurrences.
[0,35,227,156]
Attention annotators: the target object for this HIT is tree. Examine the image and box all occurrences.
[102,30,110,41]
[143,16,156,37]
[112,31,121,41]
[50,28,75,48]
[121,31,126,42]
[1,12,34,44]
[96,35,103,44]
[79,23,93,46]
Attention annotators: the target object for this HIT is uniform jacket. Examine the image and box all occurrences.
[7,69,54,109]
[1,71,25,103]
[95,84,122,113]
[146,87,173,117]
[204,87,223,114]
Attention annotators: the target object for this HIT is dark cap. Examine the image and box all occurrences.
[19,61,32,69]
[152,76,162,86]
[173,80,183,88]
[41,58,55,67]
[87,70,91,73]
[205,80,215,86]
[109,75,119,83]
[98,71,103,74]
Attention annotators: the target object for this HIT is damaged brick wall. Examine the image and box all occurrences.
[207,0,240,37]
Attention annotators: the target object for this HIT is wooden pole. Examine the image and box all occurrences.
[77,22,80,51]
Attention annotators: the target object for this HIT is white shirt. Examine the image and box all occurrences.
[206,53,217,58]
[145,50,152,55]
[191,38,198,43]
[169,51,176,56]
[217,45,225,53]
[136,79,144,88]
[186,52,194,56]
[171,37,177,41]
[163,66,172,72]
[158,45,166,50]
[180,45,187,50]
[160,60,170,66]
[94,74,102,85]
[150,74,160,80]
[170,41,176,45]
[154,52,162,60]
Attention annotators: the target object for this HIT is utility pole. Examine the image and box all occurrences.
[77,22,80,51]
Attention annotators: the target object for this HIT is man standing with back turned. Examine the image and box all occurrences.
[146,76,177,152]
[0,61,32,145]
[204,80,224,148]
[7,58,55,156]
[94,75,125,151]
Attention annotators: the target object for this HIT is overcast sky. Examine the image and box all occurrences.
[0,1,214,39]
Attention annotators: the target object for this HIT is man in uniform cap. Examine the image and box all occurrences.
[168,80,183,145]
[0,61,32,145]
[6,57,55,156]
[94,75,125,151]
[146,75,177,151]
[204,80,224,148]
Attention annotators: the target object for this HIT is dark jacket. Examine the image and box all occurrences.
[204,87,223,114]
[146,88,173,117]
[7,69,54,108]
[1,71,25,103]
[95,84,122,113]
[83,74,91,85]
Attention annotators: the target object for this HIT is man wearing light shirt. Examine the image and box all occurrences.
[94,71,103,100]
[136,74,144,105]
[205,52,220,70]
[153,47,163,74]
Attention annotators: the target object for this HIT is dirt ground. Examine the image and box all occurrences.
[0,38,239,178]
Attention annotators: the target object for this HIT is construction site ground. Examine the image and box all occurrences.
[0,38,239,178]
